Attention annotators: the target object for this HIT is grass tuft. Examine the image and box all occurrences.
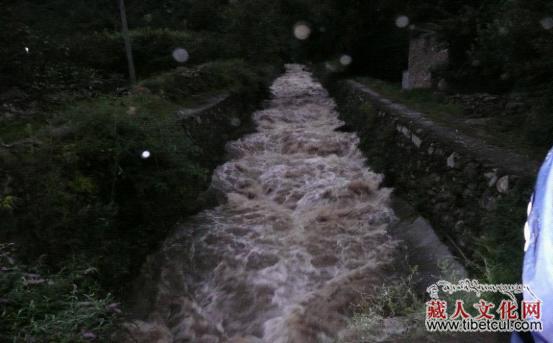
[0,243,120,342]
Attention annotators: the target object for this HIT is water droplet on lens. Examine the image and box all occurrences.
[339,54,352,66]
[127,106,137,115]
[395,16,409,28]
[325,62,337,72]
[540,17,553,30]
[172,48,189,63]
[293,22,311,40]
[230,117,241,127]
[141,150,151,159]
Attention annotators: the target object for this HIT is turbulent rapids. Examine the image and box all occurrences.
[125,65,401,342]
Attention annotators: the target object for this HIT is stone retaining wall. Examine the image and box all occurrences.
[327,78,539,266]
[178,91,262,170]
[126,77,279,315]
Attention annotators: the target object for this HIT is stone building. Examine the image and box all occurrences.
[402,27,449,90]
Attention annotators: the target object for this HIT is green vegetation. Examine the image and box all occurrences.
[476,178,533,285]
[346,264,509,341]
[2,0,286,338]
[345,269,427,342]
[357,77,546,160]
[354,269,422,318]
[0,243,119,342]
[0,60,274,340]
[2,83,206,284]
[1,0,292,97]
[412,0,553,149]
[69,29,230,77]
[307,0,553,150]
[141,59,274,104]
[355,77,464,119]
[2,0,552,340]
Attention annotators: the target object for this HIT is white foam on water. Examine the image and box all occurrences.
[127,64,399,342]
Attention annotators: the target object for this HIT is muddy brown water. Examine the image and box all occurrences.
[122,65,402,343]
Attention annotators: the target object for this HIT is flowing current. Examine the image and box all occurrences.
[126,65,400,343]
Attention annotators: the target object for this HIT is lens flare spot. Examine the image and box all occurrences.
[141,150,151,159]
[293,22,311,40]
[325,62,337,72]
[172,48,189,63]
[127,106,137,115]
[339,54,352,66]
[540,17,553,30]
[395,15,409,28]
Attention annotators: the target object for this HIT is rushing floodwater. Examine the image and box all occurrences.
[126,65,400,343]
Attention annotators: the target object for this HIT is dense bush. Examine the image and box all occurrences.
[141,59,275,103]
[398,0,553,148]
[68,29,230,77]
[0,59,276,292]
[476,178,533,284]
[220,0,290,64]
[1,92,208,288]
[0,0,290,94]
[419,1,553,92]
[303,0,553,149]
[0,28,229,95]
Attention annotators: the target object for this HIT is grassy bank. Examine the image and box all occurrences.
[356,77,546,161]
[0,60,276,341]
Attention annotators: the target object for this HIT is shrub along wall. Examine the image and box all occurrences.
[325,77,539,284]
[67,29,230,77]
[0,61,280,341]
[1,61,279,289]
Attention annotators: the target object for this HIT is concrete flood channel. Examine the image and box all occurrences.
[120,65,479,342]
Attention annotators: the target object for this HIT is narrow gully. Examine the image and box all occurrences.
[124,64,402,343]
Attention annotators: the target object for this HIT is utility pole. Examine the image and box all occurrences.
[118,0,136,85]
